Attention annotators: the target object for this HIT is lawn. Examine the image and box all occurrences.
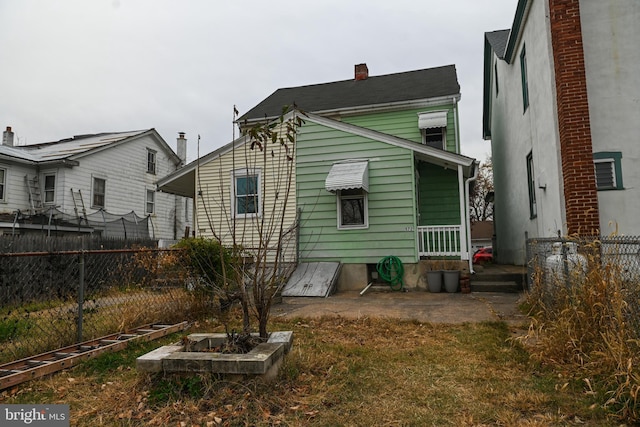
[0,316,613,426]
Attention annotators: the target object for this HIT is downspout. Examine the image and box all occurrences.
[465,161,480,274]
[453,96,460,153]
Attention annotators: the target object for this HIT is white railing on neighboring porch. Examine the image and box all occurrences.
[418,225,462,257]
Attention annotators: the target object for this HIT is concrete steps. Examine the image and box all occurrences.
[470,268,526,293]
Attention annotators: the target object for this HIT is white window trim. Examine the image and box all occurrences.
[0,166,7,203]
[146,188,156,215]
[594,158,616,189]
[42,172,57,205]
[147,149,157,175]
[91,175,107,209]
[421,127,446,149]
[230,168,261,218]
[337,189,369,230]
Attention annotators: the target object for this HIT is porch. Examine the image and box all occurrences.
[418,225,469,259]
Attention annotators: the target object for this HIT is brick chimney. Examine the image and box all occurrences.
[549,0,600,235]
[355,63,369,81]
[2,126,14,147]
[177,132,187,167]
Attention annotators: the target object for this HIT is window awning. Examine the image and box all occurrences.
[325,161,369,192]
[418,111,448,129]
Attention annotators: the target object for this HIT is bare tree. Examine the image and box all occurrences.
[470,157,493,223]
[189,105,304,344]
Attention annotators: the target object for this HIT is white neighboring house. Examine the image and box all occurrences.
[0,126,192,239]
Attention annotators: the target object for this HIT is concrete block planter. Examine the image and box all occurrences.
[137,331,293,382]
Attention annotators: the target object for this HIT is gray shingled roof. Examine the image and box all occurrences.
[485,30,510,60]
[239,64,460,122]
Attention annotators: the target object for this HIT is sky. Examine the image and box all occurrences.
[0,0,516,164]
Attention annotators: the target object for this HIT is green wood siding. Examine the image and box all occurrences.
[418,162,460,225]
[296,122,418,264]
[342,106,459,153]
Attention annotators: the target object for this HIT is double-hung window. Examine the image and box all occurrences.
[92,177,106,209]
[594,152,623,190]
[418,111,447,150]
[146,189,155,214]
[423,128,445,149]
[43,173,56,204]
[0,168,6,202]
[232,169,260,218]
[526,152,537,219]
[147,149,156,174]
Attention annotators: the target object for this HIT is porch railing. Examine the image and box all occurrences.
[418,225,462,257]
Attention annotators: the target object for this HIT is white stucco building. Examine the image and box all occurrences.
[483,0,640,264]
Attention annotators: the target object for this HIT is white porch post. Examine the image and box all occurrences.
[457,165,468,260]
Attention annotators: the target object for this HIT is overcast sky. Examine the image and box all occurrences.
[0,0,516,164]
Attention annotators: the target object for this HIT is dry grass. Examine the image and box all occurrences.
[524,240,640,423]
[0,314,614,426]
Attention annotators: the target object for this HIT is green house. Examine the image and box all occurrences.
[239,64,477,290]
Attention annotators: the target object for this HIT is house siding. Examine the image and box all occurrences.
[60,134,185,240]
[342,105,459,153]
[580,0,640,234]
[194,139,298,262]
[296,121,418,264]
[418,162,460,225]
[0,162,32,215]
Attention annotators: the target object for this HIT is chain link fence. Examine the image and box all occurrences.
[0,246,210,365]
[526,235,640,338]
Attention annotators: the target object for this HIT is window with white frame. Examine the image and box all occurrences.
[338,189,368,229]
[232,169,260,217]
[147,149,156,174]
[594,152,623,190]
[146,189,155,214]
[43,173,56,204]
[418,111,447,150]
[0,168,6,202]
[422,127,445,149]
[92,177,106,208]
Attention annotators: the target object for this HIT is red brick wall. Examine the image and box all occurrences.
[548,0,599,235]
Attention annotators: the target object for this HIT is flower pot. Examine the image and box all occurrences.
[443,270,460,293]
[426,271,443,293]
[459,275,471,294]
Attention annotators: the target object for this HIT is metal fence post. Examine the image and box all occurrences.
[77,250,85,343]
